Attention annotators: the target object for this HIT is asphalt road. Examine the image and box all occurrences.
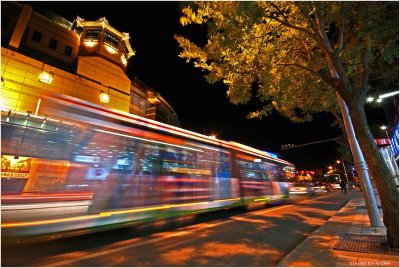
[2,190,357,267]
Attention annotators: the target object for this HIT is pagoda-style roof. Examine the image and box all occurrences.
[73,16,135,59]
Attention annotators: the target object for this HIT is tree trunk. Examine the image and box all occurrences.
[346,98,399,248]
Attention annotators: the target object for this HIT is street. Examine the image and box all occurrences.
[2,190,358,267]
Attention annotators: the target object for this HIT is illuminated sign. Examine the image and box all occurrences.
[375,139,391,147]
[74,155,101,163]
[390,124,399,158]
[1,172,29,178]
[1,155,31,174]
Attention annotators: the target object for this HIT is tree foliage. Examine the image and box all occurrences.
[175,2,397,121]
[176,1,399,247]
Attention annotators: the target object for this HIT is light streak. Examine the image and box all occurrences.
[35,98,41,116]
[254,197,270,202]
[379,91,398,99]
[1,214,106,228]
[1,198,241,228]
[43,194,333,267]
[39,94,294,167]
[93,128,203,152]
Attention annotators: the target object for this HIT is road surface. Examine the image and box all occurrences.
[2,190,357,267]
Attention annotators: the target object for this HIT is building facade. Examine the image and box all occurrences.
[1,2,180,126]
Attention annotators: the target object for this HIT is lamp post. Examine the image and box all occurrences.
[324,33,381,226]
[380,125,397,165]
[380,125,390,139]
[336,92,382,227]
[366,90,399,103]
[337,159,349,183]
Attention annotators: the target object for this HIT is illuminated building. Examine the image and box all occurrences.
[1,2,180,126]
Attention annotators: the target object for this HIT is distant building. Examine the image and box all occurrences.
[1,1,180,126]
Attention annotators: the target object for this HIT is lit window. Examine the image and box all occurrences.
[104,32,119,49]
[84,30,100,40]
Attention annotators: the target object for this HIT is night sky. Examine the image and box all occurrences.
[22,1,389,171]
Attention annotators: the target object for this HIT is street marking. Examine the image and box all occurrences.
[44,193,337,266]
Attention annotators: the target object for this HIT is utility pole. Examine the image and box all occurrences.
[336,93,382,227]
[319,22,382,226]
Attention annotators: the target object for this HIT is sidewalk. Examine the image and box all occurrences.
[277,191,399,267]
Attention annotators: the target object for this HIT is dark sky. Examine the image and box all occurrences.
[23,1,390,171]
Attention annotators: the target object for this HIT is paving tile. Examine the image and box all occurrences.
[277,194,397,267]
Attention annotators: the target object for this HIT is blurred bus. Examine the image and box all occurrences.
[1,93,295,242]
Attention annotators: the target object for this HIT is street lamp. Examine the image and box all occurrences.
[99,90,110,103]
[39,71,54,84]
[366,90,399,103]
[337,159,349,183]
[366,97,374,103]
[281,144,295,150]
[381,125,390,139]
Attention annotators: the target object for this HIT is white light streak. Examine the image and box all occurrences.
[93,128,203,152]
[378,91,399,99]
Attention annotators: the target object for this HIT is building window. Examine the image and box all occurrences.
[1,16,10,29]
[49,38,58,50]
[32,31,42,43]
[64,45,73,56]
[83,30,100,40]
[104,32,119,49]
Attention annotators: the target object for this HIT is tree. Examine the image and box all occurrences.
[175,1,399,247]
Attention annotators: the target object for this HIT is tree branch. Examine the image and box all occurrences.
[337,2,345,51]
[312,2,351,93]
[317,68,338,89]
[360,34,371,94]
[312,3,334,54]
[277,62,317,74]
[266,3,324,46]
[297,37,319,69]
[294,2,320,37]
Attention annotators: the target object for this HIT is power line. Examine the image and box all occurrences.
[281,138,337,150]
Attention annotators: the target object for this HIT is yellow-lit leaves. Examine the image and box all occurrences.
[175,1,392,123]
[174,35,211,70]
